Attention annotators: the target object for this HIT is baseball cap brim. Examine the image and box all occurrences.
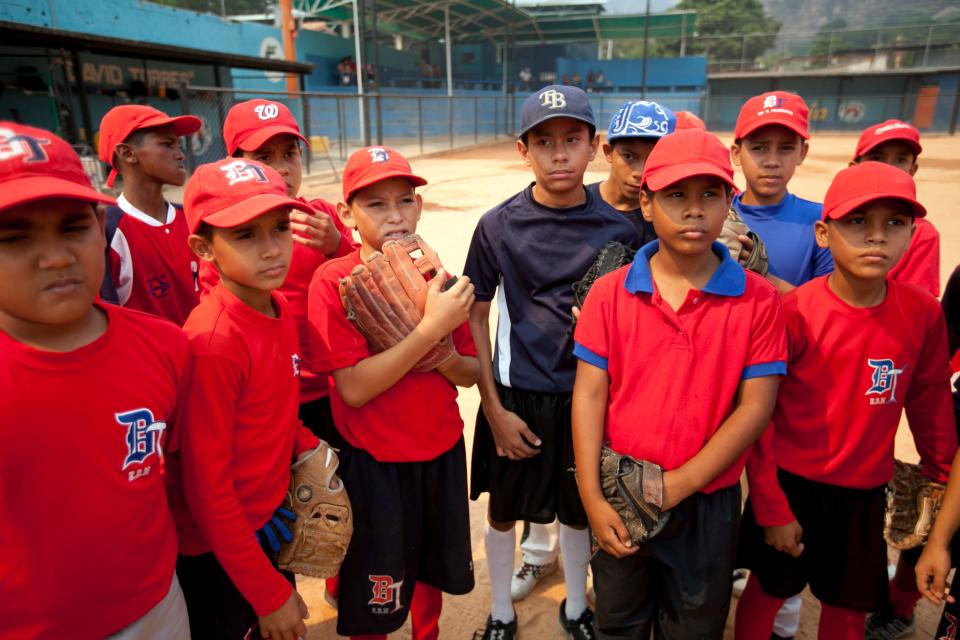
[139,114,202,137]
[232,125,308,155]
[644,162,737,192]
[198,192,315,232]
[345,171,428,202]
[0,175,115,211]
[519,113,596,138]
[737,118,810,140]
[826,192,926,221]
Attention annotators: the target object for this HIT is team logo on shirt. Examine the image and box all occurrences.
[865,358,905,405]
[368,574,404,614]
[116,408,166,481]
[147,274,172,298]
[367,147,389,163]
[0,128,51,163]
[291,353,301,378]
[220,160,269,186]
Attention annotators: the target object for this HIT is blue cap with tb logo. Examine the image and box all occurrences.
[519,85,596,138]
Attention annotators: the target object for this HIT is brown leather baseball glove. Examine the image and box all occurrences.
[338,234,454,371]
[277,441,353,578]
[884,459,946,550]
[718,207,769,276]
[599,446,670,544]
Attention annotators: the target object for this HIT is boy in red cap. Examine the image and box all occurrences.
[169,158,324,640]
[734,162,957,640]
[307,146,479,639]
[572,127,787,639]
[850,119,939,298]
[0,122,191,638]
[201,98,356,448]
[731,91,833,294]
[97,104,202,325]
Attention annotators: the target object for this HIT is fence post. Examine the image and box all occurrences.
[179,82,196,174]
[337,97,345,160]
[950,91,960,135]
[449,96,454,149]
[474,96,479,144]
[300,93,311,175]
[417,97,424,156]
[740,35,748,72]
[376,94,383,146]
[922,25,934,67]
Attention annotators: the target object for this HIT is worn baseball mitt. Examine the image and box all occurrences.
[884,459,946,550]
[277,441,353,578]
[719,207,769,276]
[599,446,670,544]
[572,241,637,309]
[339,234,454,371]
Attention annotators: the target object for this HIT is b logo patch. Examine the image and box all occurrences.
[116,408,166,481]
[254,103,281,120]
[539,89,567,110]
[220,160,269,186]
[368,574,404,614]
[762,94,779,109]
[0,128,51,163]
[367,147,389,163]
[865,358,905,405]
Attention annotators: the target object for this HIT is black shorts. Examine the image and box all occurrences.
[335,438,474,636]
[470,383,587,527]
[592,483,741,640]
[176,551,295,640]
[298,395,347,450]
[739,468,889,611]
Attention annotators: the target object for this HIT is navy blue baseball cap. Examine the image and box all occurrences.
[519,85,596,138]
[608,101,676,141]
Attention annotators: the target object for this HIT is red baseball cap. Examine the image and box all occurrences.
[0,121,114,211]
[735,91,810,140]
[674,111,706,130]
[223,99,307,156]
[342,146,427,202]
[97,105,201,187]
[641,128,736,192]
[822,161,926,221]
[183,158,313,233]
[854,119,922,160]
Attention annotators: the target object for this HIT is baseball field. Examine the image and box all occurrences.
[294,131,960,639]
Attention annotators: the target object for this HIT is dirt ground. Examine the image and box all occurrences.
[294,132,960,639]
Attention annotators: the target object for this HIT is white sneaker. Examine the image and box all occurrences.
[510,559,558,601]
[731,569,749,597]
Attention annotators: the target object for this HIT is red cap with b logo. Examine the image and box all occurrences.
[735,91,810,140]
[0,121,115,211]
[342,146,427,202]
[183,157,313,233]
[223,99,307,156]
[641,128,736,191]
[822,161,926,221]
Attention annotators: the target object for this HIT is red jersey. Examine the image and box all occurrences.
[198,197,356,403]
[772,276,956,488]
[307,250,476,462]
[169,285,318,616]
[573,242,787,494]
[104,195,200,325]
[888,217,940,297]
[0,305,189,639]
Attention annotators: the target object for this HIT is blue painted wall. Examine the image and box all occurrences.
[556,56,708,92]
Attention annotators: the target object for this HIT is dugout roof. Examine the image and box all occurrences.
[295,0,696,46]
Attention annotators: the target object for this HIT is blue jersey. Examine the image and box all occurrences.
[586,182,657,246]
[463,184,639,393]
[733,192,833,286]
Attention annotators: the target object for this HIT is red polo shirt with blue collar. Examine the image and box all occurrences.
[574,240,787,494]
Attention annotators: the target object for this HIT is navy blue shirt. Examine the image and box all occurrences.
[586,181,657,246]
[463,184,639,393]
[733,192,833,286]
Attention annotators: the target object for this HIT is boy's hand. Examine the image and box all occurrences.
[571,306,581,321]
[916,543,954,605]
[291,211,342,256]
[584,495,637,558]
[419,270,474,342]
[763,519,804,558]
[736,234,754,266]
[487,406,540,460]
[258,589,309,640]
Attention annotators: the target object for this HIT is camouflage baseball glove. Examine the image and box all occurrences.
[718,207,769,276]
[277,441,353,578]
[599,446,670,544]
[572,241,637,309]
[883,459,946,550]
[339,234,454,372]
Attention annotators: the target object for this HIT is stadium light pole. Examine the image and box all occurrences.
[640,0,650,99]
[351,0,367,145]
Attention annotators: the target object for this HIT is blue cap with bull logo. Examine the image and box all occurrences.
[608,101,676,141]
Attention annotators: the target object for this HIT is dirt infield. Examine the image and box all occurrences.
[297,132,960,639]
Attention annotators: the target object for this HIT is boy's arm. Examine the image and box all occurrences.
[435,323,480,387]
[917,448,960,604]
[181,352,294,618]
[572,360,636,557]
[663,374,781,509]
[332,272,474,407]
[468,301,541,459]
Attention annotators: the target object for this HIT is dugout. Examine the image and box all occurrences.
[0,20,313,151]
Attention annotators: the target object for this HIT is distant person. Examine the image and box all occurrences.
[572,72,582,88]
